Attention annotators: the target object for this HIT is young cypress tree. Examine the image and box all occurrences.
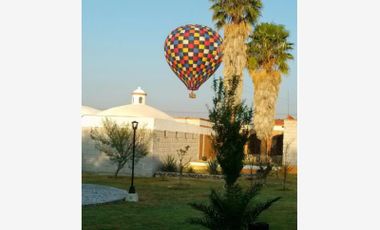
[188,76,281,229]
[208,75,252,187]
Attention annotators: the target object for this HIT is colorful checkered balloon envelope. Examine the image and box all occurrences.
[164,24,223,98]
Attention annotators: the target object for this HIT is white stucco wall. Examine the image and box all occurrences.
[81,115,211,176]
[82,128,158,177]
[174,118,212,128]
[273,125,284,132]
[154,119,212,135]
[283,120,297,166]
[152,130,200,164]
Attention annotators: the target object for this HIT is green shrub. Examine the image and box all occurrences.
[186,166,195,173]
[161,155,177,172]
[208,159,219,175]
[188,184,281,229]
[243,154,257,165]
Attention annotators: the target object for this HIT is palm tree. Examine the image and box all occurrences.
[188,184,281,229]
[246,23,294,160]
[210,0,262,103]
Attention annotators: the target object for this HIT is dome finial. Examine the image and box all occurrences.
[131,87,147,105]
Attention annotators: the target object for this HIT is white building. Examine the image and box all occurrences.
[82,87,214,176]
[283,118,297,167]
[81,105,100,116]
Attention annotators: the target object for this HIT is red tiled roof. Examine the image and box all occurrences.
[287,115,296,120]
[275,119,284,126]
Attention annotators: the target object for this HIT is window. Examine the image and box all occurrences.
[139,97,143,104]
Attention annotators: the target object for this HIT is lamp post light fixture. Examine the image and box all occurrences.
[129,121,138,194]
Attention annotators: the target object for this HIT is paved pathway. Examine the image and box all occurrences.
[82,184,128,205]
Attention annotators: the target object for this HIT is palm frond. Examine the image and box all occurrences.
[187,217,216,229]
[210,0,262,28]
[245,197,281,223]
[188,202,220,220]
[189,183,281,229]
[246,22,293,74]
[188,202,222,229]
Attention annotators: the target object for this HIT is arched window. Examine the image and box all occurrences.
[139,97,143,104]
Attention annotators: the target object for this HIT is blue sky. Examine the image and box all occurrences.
[83,0,297,118]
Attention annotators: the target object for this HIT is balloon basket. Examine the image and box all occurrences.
[189,91,196,99]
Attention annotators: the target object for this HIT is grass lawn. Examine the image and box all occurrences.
[82,173,297,230]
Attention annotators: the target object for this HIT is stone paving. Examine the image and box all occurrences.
[82,184,128,205]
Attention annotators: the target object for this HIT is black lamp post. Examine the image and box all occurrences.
[129,121,138,194]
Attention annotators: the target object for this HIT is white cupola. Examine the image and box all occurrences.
[131,86,147,105]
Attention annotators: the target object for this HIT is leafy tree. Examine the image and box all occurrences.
[247,22,294,160]
[208,76,252,187]
[210,0,262,103]
[90,118,150,178]
[188,184,280,230]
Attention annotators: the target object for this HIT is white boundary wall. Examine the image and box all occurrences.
[283,119,297,166]
[82,115,212,176]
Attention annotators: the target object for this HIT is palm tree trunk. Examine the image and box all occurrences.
[258,137,273,162]
[260,138,267,162]
[250,70,282,162]
[222,23,250,103]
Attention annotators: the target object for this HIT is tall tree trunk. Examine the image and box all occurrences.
[250,70,282,163]
[222,23,251,103]
[267,136,273,159]
[259,137,272,162]
[260,138,267,162]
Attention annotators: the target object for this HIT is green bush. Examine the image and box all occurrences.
[208,159,219,175]
[161,155,177,172]
[243,154,257,165]
[188,184,281,229]
[186,166,195,173]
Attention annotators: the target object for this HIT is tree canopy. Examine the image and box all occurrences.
[247,22,294,74]
[90,118,150,177]
[210,0,263,29]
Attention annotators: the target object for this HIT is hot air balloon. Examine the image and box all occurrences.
[164,24,223,98]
